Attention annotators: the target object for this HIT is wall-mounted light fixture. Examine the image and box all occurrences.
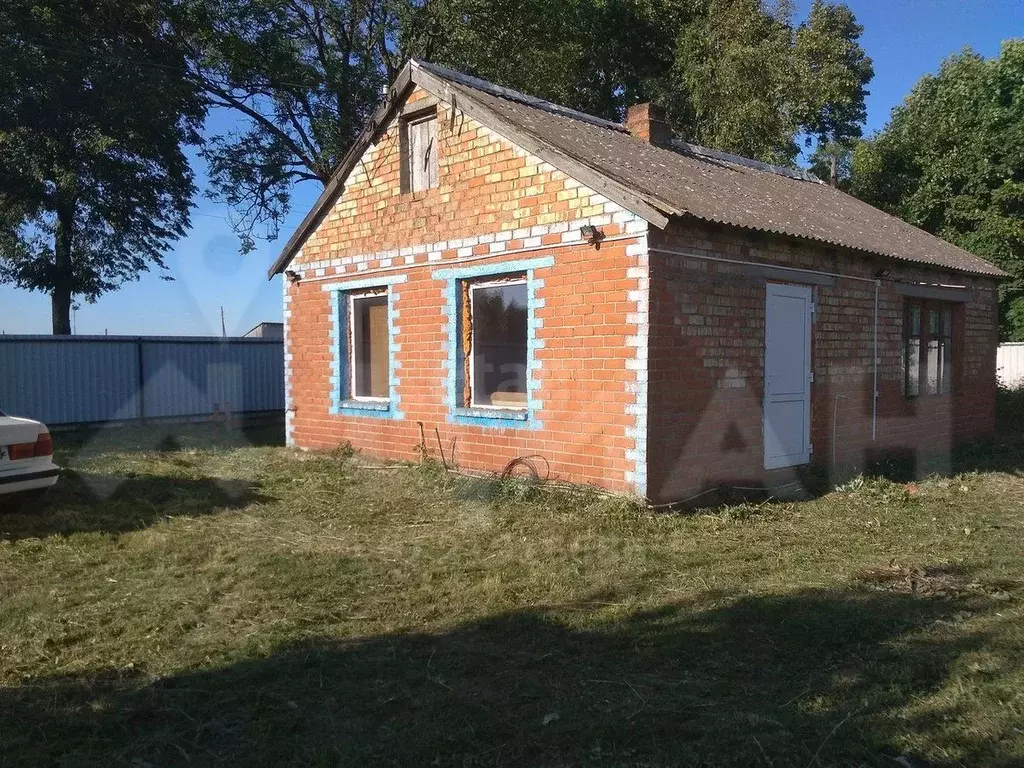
[580,224,605,245]
[285,270,301,283]
[874,268,892,279]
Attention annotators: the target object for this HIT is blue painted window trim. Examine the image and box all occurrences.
[324,274,406,420]
[434,256,552,430]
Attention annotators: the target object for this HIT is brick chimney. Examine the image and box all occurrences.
[625,103,673,146]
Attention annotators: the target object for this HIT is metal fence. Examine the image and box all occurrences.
[998,343,1024,390]
[0,335,284,426]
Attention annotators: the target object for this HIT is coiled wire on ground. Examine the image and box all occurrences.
[499,455,551,482]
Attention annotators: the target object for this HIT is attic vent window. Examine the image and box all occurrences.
[402,111,438,193]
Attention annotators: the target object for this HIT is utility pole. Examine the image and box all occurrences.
[220,306,227,338]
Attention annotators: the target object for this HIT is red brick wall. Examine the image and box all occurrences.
[283,88,650,493]
[282,84,1000,502]
[646,220,999,503]
[294,88,620,266]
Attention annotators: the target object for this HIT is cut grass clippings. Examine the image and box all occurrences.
[1,422,1024,766]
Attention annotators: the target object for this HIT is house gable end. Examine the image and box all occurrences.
[268,62,666,278]
[274,90,653,278]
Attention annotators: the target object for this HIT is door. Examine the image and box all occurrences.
[764,283,813,470]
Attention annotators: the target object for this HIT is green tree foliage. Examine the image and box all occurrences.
[793,0,872,149]
[656,0,871,164]
[850,42,1024,339]
[662,0,799,164]
[0,0,205,334]
[808,141,853,188]
[185,0,872,249]
[418,0,675,122]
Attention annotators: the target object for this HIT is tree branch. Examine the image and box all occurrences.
[276,96,326,178]
[203,84,319,175]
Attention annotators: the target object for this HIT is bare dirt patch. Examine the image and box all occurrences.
[856,559,1013,600]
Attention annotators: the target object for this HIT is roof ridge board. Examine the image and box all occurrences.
[412,69,677,226]
[670,140,825,185]
[411,59,627,134]
[411,60,829,188]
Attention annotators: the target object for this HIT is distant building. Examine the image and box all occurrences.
[243,322,284,340]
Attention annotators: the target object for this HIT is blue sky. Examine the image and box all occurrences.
[1,0,1021,336]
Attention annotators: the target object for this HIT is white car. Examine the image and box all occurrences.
[0,409,60,509]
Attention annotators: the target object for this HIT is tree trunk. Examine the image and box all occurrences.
[51,196,75,335]
[830,154,838,188]
[51,289,72,335]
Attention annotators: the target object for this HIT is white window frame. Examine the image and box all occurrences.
[349,289,390,403]
[467,278,529,411]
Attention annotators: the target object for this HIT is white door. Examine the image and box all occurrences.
[764,283,812,470]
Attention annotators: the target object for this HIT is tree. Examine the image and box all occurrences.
[180,0,400,252]
[655,0,872,165]
[849,42,1024,339]
[660,0,799,163]
[187,0,871,249]
[419,0,675,122]
[183,0,676,250]
[0,0,205,334]
[808,141,852,188]
[793,0,872,149]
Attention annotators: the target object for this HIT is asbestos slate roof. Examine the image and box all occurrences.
[417,61,1005,278]
[270,60,1005,279]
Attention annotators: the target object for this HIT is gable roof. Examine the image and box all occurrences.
[269,59,1006,279]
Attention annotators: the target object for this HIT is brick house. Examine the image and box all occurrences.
[269,60,1005,504]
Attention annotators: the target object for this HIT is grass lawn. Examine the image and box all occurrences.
[2,418,1024,766]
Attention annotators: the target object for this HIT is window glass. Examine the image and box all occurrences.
[939,338,952,393]
[351,294,388,399]
[939,306,952,393]
[904,299,954,397]
[905,337,920,397]
[469,281,528,408]
[908,303,921,335]
[926,338,940,393]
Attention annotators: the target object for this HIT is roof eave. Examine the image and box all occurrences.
[666,211,1007,280]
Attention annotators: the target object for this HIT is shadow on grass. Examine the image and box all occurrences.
[679,388,1024,508]
[52,418,285,464]
[0,470,267,541]
[0,588,1013,766]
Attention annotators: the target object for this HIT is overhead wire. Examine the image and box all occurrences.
[15,34,357,93]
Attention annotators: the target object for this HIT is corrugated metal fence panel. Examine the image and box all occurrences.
[0,336,282,425]
[0,338,139,423]
[141,340,284,418]
[998,343,1024,389]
